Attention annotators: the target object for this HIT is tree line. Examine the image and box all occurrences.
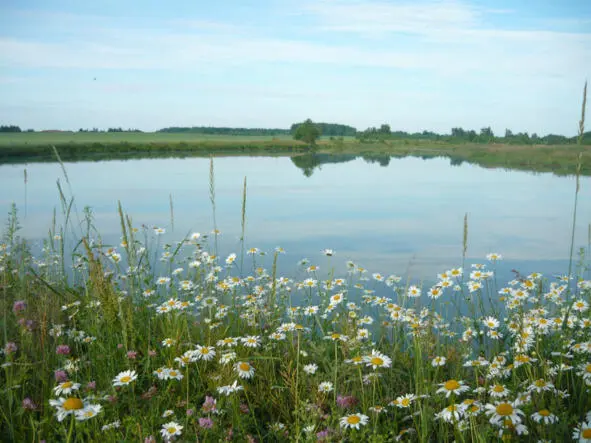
[356,124,591,145]
[2,122,589,145]
[157,127,290,136]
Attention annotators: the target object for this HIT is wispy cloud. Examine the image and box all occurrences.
[303,0,482,36]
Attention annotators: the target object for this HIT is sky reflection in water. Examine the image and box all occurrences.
[1,155,590,283]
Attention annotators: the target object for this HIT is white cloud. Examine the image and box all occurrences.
[304,0,482,36]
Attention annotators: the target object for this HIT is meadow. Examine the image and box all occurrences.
[1,154,591,443]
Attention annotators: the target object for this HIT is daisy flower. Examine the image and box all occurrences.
[339,413,369,430]
[484,401,524,427]
[160,421,183,440]
[194,345,216,361]
[112,370,137,387]
[53,381,81,396]
[303,363,318,375]
[392,394,416,408]
[167,368,183,381]
[573,419,591,441]
[364,350,392,370]
[217,380,243,396]
[235,361,255,379]
[407,285,421,298]
[482,316,500,329]
[318,382,334,393]
[435,403,466,423]
[488,384,510,398]
[436,379,470,398]
[161,338,176,347]
[527,379,554,393]
[241,336,261,348]
[49,397,87,422]
[432,356,446,367]
[75,404,102,421]
[531,409,558,424]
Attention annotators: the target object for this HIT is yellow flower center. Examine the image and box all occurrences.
[492,385,505,393]
[170,371,177,377]
[400,398,410,407]
[120,376,131,383]
[167,427,177,434]
[61,381,73,389]
[370,357,384,366]
[239,362,250,371]
[583,429,591,439]
[347,415,361,424]
[534,379,546,387]
[63,398,84,411]
[586,364,591,374]
[444,380,460,391]
[538,409,550,417]
[201,348,209,354]
[495,403,513,416]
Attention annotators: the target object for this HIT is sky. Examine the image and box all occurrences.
[0,0,590,135]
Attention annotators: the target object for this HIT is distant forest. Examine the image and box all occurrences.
[1,123,589,145]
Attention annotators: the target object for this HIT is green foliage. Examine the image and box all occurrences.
[292,119,322,146]
[290,122,356,137]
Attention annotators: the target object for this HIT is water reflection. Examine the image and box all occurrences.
[0,155,589,282]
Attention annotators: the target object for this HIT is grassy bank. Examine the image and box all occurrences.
[1,189,591,441]
[1,132,591,176]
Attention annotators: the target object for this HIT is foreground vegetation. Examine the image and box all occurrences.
[1,190,591,441]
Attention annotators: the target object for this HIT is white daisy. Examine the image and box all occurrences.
[112,370,137,387]
[339,413,369,430]
[160,421,183,440]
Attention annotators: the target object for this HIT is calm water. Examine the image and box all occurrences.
[1,155,590,281]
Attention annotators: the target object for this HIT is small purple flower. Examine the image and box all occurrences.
[202,396,217,413]
[127,351,138,360]
[4,342,17,354]
[86,381,96,391]
[56,345,70,355]
[336,394,358,409]
[316,429,330,441]
[239,403,249,414]
[24,319,36,331]
[199,417,214,429]
[54,370,68,382]
[12,300,26,314]
[186,409,194,416]
[117,343,124,349]
[148,349,157,357]
[22,397,37,411]
[144,436,156,443]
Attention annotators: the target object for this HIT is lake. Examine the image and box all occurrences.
[1,154,590,283]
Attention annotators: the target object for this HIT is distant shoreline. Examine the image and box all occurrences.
[1,133,590,177]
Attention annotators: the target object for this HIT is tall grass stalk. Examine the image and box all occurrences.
[240,176,247,274]
[564,82,587,330]
[209,156,218,255]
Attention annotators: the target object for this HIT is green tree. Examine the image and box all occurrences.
[293,119,321,146]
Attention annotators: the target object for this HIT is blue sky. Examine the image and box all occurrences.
[0,0,590,135]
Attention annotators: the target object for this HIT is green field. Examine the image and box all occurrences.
[1,132,591,177]
[0,132,303,145]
